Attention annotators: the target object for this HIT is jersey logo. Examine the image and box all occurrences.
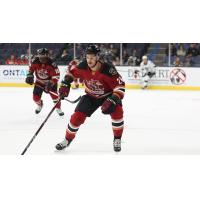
[109,67,117,76]
[37,69,49,79]
[85,79,105,95]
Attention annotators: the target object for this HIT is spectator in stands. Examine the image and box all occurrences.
[19,55,29,65]
[108,44,119,57]
[177,44,186,57]
[49,49,55,60]
[24,48,33,60]
[112,57,120,66]
[99,44,107,54]
[122,49,129,64]
[184,56,192,67]
[173,56,183,67]
[59,49,73,65]
[102,51,115,64]
[5,54,19,65]
[132,49,137,58]
[126,56,134,66]
[165,43,177,56]
[132,49,141,66]
[186,43,199,57]
[135,57,141,66]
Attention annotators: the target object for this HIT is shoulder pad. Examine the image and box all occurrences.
[101,62,118,77]
[51,61,58,68]
[32,57,40,64]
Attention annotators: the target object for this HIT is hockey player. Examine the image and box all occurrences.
[139,55,156,89]
[25,48,64,116]
[70,58,84,89]
[55,45,125,152]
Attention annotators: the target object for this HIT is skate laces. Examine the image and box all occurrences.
[114,139,121,147]
[36,104,42,111]
[61,139,68,146]
[56,108,63,114]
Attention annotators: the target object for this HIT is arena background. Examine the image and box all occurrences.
[1,43,200,90]
[1,0,200,199]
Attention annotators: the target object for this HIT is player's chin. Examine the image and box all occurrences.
[88,64,95,68]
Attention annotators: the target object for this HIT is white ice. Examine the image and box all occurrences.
[1,87,200,155]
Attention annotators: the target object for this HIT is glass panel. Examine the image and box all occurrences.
[75,43,121,65]
[0,43,29,65]
[1,43,200,67]
[122,43,150,66]
[30,43,74,65]
[170,43,200,67]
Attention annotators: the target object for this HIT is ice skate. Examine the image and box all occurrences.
[141,85,148,90]
[55,138,71,150]
[113,138,121,152]
[35,100,43,114]
[56,108,64,116]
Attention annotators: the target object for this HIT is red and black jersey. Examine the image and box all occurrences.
[28,57,60,87]
[66,60,125,99]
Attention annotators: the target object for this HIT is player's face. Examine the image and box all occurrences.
[86,54,98,68]
[38,55,48,63]
[143,59,148,64]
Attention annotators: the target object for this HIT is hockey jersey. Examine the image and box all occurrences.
[28,57,60,87]
[66,60,125,99]
[140,60,156,74]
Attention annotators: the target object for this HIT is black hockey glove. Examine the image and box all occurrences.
[101,95,121,115]
[25,73,34,85]
[147,71,156,78]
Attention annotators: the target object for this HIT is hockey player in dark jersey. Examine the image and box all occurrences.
[55,45,125,152]
[25,48,64,116]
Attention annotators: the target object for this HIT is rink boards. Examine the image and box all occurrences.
[0,65,200,90]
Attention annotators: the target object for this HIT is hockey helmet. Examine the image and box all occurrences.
[142,55,148,60]
[85,45,100,55]
[37,48,49,56]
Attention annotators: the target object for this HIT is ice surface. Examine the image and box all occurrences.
[1,87,200,155]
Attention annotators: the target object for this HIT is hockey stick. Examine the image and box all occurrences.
[21,95,81,155]
[48,91,81,103]
[21,99,61,155]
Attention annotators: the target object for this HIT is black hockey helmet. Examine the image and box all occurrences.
[37,48,49,56]
[37,48,49,63]
[85,45,100,55]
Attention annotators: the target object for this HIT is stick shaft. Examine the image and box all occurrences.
[21,99,61,155]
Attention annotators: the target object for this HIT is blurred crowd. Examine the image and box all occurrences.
[165,43,200,67]
[0,43,149,66]
[1,43,200,67]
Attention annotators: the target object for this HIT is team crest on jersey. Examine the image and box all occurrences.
[85,79,104,95]
[109,67,117,75]
[37,69,49,79]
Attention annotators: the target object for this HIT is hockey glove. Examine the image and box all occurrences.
[147,71,156,78]
[101,95,121,115]
[44,80,54,93]
[59,81,71,99]
[25,73,34,85]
